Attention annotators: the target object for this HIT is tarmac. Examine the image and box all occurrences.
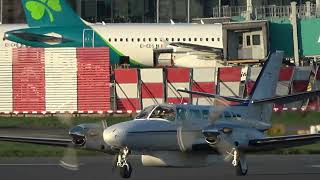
[0,155,320,180]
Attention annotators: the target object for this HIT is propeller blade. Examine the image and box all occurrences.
[56,113,80,171]
[59,144,80,171]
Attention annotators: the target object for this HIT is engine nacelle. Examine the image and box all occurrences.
[141,151,218,167]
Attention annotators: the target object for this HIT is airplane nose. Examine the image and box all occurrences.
[103,127,126,148]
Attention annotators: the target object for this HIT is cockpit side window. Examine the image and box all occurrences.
[149,106,176,121]
[135,105,155,119]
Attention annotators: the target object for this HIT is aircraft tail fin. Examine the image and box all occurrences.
[247,51,284,123]
[22,0,84,27]
[249,51,284,101]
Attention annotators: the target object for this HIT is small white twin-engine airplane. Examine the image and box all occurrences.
[1,51,320,178]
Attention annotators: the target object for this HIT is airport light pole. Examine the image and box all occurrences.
[156,0,159,23]
[0,0,2,24]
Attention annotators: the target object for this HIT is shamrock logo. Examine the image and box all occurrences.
[25,0,62,23]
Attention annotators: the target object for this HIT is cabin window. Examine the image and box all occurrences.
[120,38,123,42]
[202,109,209,121]
[166,38,169,41]
[194,38,197,41]
[176,107,187,121]
[148,38,151,42]
[125,38,128,42]
[189,109,201,121]
[132,38,134,42]
[200,38,203,41]
[177,38,180,41]
[253,35,261,45]
[217,38,220,42]
[137,38,140,42]
[143,38,146,42]
[183,38,186,41]
[108,38,111,42]
[212,38,214,41]
[206,38,209,41]
[154,38,158,41]
[172,38,175,41]
[114,38,117,42]
[189,38,192,41]
[224,112,232,118]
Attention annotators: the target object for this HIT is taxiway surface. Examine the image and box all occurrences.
[0,155,320,180]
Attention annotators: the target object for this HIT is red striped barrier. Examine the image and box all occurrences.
[166,68,190,104]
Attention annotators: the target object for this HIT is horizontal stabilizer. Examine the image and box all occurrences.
[251,90,320,104]
[177,89,247,103]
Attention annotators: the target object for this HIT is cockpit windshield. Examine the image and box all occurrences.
[135,105,156,119]
[149,105,176,121]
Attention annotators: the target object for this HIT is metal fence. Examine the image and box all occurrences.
[213,3,320,19]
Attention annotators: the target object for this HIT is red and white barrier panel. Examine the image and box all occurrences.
[140,68,164,109]
[0,48,111,114]
[218,67,242,97]
[0,49,12,113]
[115,69,141,112]
[192,68,217,105]
[77,48,110,112]
[166,68,190,104]
[245,67,261,96]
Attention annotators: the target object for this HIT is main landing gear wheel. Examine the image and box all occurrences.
[230,149,248,176]
[115,147,132,179]
[119,162,132,179]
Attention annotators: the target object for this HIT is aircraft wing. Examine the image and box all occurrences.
[248,134,320,151]
[0,135,72,147]
[177,89,247,103]
[169,42,223,54]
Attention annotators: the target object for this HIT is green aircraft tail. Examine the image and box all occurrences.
[22,0,84,27]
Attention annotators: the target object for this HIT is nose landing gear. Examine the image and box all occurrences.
[115,147,132,179]
[229,148,248,176]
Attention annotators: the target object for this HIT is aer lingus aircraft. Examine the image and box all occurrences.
[1,51,320,178]
[4,0,223,67]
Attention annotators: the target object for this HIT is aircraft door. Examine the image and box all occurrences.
[83,29,95,47]
[238,31,264,60]
[251,31,264,59]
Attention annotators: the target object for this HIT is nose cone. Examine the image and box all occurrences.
[103,126,127,148]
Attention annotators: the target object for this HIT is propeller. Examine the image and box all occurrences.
[176,96,231,152]
[204,97,238,162]
[56,113,81,171]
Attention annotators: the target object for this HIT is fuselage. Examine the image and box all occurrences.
[103,104,270,152]
[5,23,224,67]
[0,24,27,48]
[91,23,223,67]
